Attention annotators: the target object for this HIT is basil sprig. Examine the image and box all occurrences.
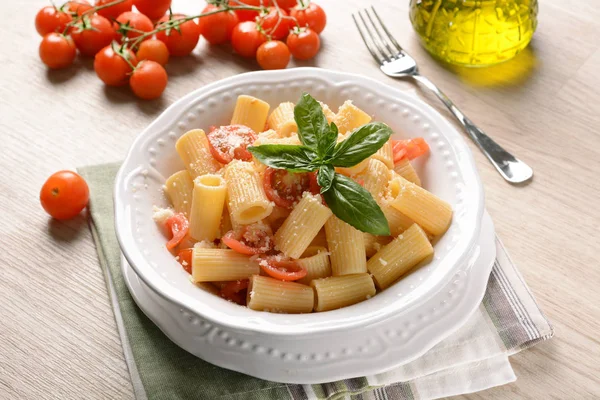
[248,93,392,235]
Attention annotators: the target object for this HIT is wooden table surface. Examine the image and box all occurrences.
[2,0,599,398]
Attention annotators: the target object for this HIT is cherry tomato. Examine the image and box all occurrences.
[290,2,326,34]
[231,21,267,58]
[130,60,168,100]
[39,33,77,69]
[286,28,320,60]
[40,171,89,220]
[277,0,297,11]
[133,0,172,20]
[116,11,153,41]
[94,44,137,86]
[392,138,429,161]
[263,168,313,208]
[229,0,268,22]
[259,257,307,281]
[256,40,290,70]
[259,7,292,40]
[136,39,169,66]
[222,224,274,255]
[71,14,115,56]
[155,14,200,57]
[197,5,239,45]
[65,0,93,16]
[206,125,257,164]
[220,280,249,305]
[35,6,72,36]
[177,248,193,274]
[96,0,133,21]
[165,213,189,250]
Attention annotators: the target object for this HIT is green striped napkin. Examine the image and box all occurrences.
[79,163,553,400]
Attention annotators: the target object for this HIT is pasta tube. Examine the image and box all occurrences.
[247,275,314,313]
[192,248,259,282]
[311,273,376,312]
[324,215,367,275]
[230,95,270,133]
[372,140,394,169]
[189,174,227,241]
[267,102,297,137]
[164,170,194,217]
[175,129,221,178]
[224,160,273,225]
[297,246,332,285]
[333,100,372,134]
[393,159,421,186]
[361,159,391,203]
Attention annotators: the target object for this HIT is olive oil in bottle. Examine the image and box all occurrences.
[409,0,538,67]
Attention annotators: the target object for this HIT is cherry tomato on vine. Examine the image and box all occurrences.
[259,7,293,40]
[287,28,320,60]
[71,14,115,56]
[155,14,200,56]
[256,40,290,70]
[229,0,268,22]
[35,6,72,36]
[116,11,153,41]
[130,60,168,100]
[40,171,89,220]
[65,0,93,16]
[39,33,77,69]
[231,21,267,58]
[95,0,133,21]
[276,0,298,11]
[94,44,138,86]
[133,0,172,21]
[136,39,169,66]
[206,125,257,164]
[197,5,239,45]
[290,2,326,34]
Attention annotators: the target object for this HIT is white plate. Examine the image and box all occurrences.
[122,213,495,384]
[114,68,487,382]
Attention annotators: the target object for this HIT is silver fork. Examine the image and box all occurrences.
[353,7,533,184]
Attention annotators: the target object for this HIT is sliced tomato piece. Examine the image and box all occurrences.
[177,248,193,274]
[221,223,274,255]
[308,171,320,195]
[206,124,257,164]
[220,279,249,305]
[263,167,313,208]
[165,213,189,250]
[392,138,429,162]
[259,257,307,281]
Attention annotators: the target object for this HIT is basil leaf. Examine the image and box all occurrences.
[322,173,390,235]
[330,122,393,167]
[317,164,335,193]
[294,93,336,158]
[248,145,318,172]
[326,122,339,157]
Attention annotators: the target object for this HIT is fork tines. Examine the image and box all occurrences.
[352,6,405,64]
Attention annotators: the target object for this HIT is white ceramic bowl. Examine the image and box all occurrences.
[115,68,486,382]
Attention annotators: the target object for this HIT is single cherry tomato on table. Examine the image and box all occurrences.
[133,0,172,20]
[222,224,274,255]
[130,60,168,99]
[229,0,268,22]
[259,257,307,281]
[259,7,293,40]
[220,280,249,305]
[95,0,133,20]
[40,171,89,220]
[155,14,200,56]
[256,40,290,70]
[94,44,138,86]
[231,21,267,58]
[263,168,315,208]
[206,124,257,164]
[64,0,93,16]
[35,6,72,36]
[177,248,193,274]
[287,27,320,60]
[164,213,189,250]
[197,5,239,45]
[39,33,77,69]
[290,2,326,34]
[136,39,169,66]
[71,14,115,56]
[115,11,153,41]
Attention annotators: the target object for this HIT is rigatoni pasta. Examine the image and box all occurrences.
[153,94,451,313]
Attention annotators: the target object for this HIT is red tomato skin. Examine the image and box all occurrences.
[35,6,73,36]
[130,60,168,100]
[155,15,200,57]
[290,3,327,34]
[231,21,267,58]
[198,5,239,45]
[177,248,193,274]
[229,0,268,22]
[40,171,90,220]
[94,45,138,86]
[286,28,320,60]
[71,14,115,56]
[96,0,133,21]
[39,33,77,69]
[134,0,172,21]
[65,1,93,16]
[256,40,290,70]
[259,8,292,40]
[115,11,154,41]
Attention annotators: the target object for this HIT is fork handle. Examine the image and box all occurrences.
[412,75,533,184]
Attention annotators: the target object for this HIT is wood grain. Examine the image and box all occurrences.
[1,0,599,399]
